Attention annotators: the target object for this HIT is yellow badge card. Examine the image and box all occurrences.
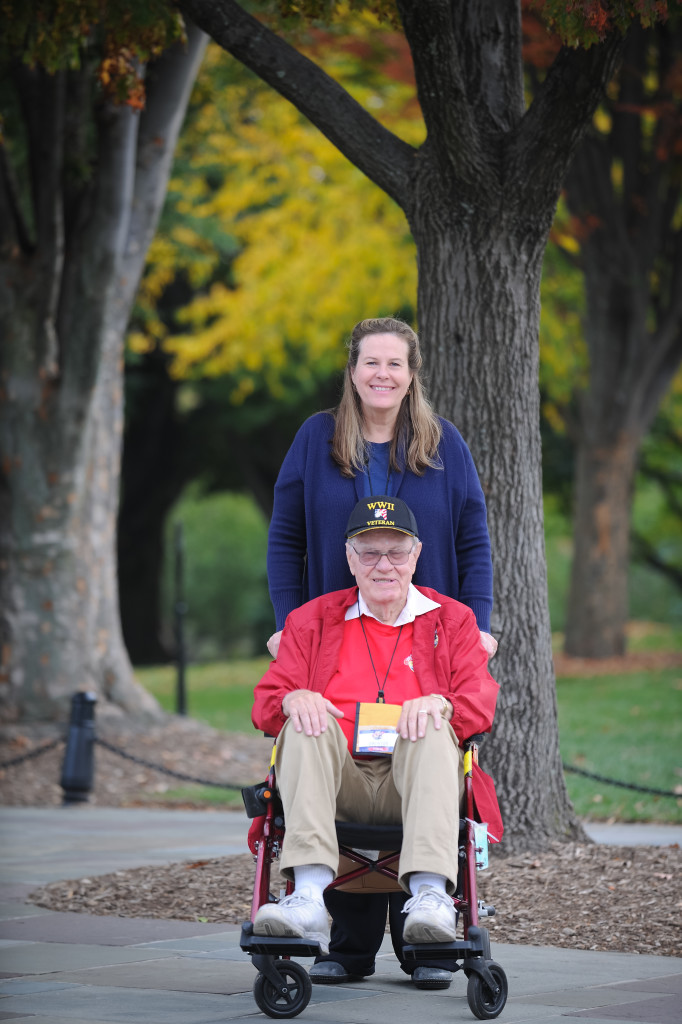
[353,702,402,756]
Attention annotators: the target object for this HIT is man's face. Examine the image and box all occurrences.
[346,529,421,614]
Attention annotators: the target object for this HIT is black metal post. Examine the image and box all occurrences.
[174,520,188,716]
[60,691,97,804]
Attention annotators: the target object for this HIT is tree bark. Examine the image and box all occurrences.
[565,437,639,656]
[408,195,577,842]
[0,25,207,722]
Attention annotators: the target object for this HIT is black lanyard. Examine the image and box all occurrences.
[358,611,404,704]
[366,462,391,494]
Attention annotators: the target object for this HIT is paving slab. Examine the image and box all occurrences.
[582,822,682,847]
[41,956,258,995]
[0,941,177,976]
[0,909,236,946]
[0,806,249,885]
[0,984,239,1024]
[1,805,680,1024]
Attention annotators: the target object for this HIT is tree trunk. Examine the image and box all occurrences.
[119,354,189,665]
[0,26,207,722]
[561,21,682,655]
[565,436,638,656]
[0,300,160,722]
[411,203,580,846]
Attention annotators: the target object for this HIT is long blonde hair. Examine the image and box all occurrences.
[330,317,442,478]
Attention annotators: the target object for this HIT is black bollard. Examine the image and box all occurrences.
[60,691,97,804]
[174,521,188,716]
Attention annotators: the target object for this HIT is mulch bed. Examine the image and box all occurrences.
[0,717,271,807]
[28,842,681,959]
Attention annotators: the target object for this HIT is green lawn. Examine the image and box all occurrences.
[558,669,682,823]
[135,625,682,822]
[135,657,271,734]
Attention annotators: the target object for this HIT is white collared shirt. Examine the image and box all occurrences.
[345,583,441,626]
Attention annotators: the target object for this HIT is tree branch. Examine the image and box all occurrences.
[400,0,524,138]
[635,230,682,428]
[639,463,682,519]
[631,530,682,592]
[118,21,208,313]
[12,63,65,378]
[564,132,621,238]
[395,0,482,178]
[178,0,415,207]
[56,96,140,398]
[614,25,646,208]
[0,142,32,255]
[510,34,624,221]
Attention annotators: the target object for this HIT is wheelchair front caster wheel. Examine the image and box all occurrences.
[467,961,508,1019]
[254,959,312,1019]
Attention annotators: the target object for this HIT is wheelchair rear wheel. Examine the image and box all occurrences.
[466,961,508,1019]
[253,959,312,1019]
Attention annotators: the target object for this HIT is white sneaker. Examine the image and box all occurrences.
[253,888,330,954]
[402,885,457,944]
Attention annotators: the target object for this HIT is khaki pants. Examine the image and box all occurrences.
[275,715,464,894]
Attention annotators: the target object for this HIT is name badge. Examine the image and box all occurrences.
[352,702,401,756]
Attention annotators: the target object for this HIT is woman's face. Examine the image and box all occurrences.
[350,333,412,418]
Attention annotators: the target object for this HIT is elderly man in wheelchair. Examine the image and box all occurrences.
[252,494,501,966]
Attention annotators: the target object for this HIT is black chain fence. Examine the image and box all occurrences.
[94,736,243,790]
[0,738,65,769]
[1,734,679,800]
[561,762,679,798]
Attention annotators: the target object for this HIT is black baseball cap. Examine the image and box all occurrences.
[345,495,419,540]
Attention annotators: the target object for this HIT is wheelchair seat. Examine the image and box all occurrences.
[335,820,404,849]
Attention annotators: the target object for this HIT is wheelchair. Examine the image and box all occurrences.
[240,734,508,1020]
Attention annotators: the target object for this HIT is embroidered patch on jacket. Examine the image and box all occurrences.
[404,654,414,672]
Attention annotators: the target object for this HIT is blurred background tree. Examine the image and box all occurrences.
[0,0,207,720]
[555,18,681,657]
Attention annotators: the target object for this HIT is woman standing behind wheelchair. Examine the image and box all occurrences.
[266,316,497,990]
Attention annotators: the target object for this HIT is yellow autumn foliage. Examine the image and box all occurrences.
[539,200,588,429]
[132,25,422,402]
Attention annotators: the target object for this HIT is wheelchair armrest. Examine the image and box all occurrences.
[242,782,277,818]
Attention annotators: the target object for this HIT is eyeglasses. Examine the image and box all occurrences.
[349,543,414,567]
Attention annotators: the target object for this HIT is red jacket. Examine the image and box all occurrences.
[253,586,503,839]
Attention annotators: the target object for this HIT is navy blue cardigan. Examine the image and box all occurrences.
[267,412,493,632]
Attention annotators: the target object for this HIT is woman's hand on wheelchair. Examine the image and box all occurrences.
[282,689,344,737]
[479,630,498,658]
[266,630,283,658]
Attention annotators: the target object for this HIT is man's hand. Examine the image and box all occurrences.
[267,630,282,658]
[397,695,452,743]
[282,689,344,737]
[479,631,498,659]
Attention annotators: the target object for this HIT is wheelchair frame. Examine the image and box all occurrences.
[240,735,508,1019]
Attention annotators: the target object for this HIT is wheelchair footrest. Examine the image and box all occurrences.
[240,922,322,958]
[402,938,486,961]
